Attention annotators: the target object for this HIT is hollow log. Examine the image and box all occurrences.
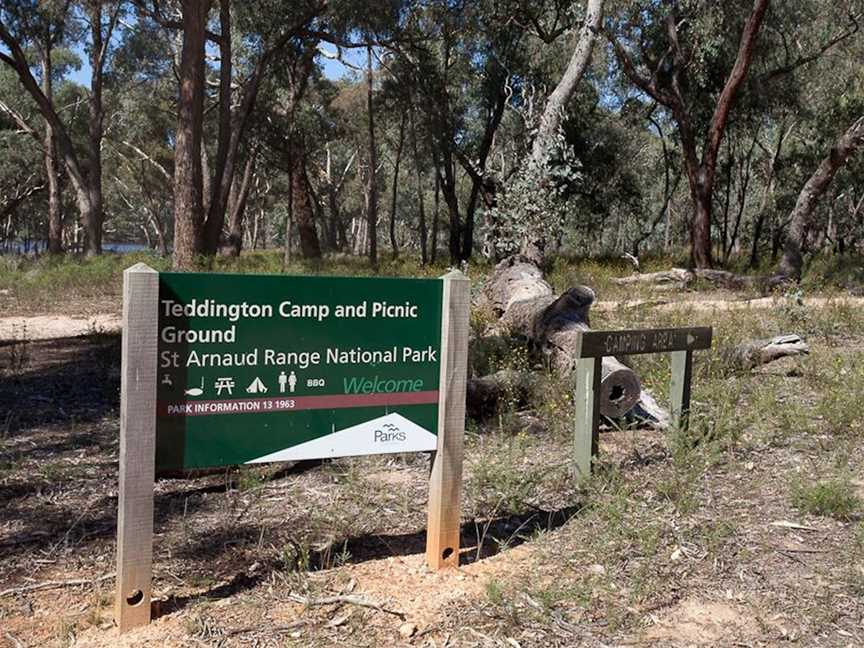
[724,334,809,370]
[480,256,644,418]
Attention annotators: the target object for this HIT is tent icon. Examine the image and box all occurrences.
[246,377,268,394]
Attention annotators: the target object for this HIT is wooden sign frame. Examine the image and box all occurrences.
[115,264,469,632]
[572,326,713,477]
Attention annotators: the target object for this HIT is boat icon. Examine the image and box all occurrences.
[184,377,205,396]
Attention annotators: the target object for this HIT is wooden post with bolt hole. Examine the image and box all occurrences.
[573,327,712,476]
[426,270,470,570]
[115,264,158,632]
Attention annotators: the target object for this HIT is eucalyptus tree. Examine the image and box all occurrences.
[0,67,46,249]
[0,6,67,252]
[134,0,330,267]
[605,0,863,269]
[776,116,864,279]
[0,0,120,256]
[386,0,528,263]
[35,0,68,253]
[482,0,609,262]
[605,0,770,269]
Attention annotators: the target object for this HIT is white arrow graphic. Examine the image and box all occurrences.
[244,412,436,464]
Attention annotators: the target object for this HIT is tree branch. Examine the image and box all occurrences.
[0,100,42,146]
[117,140,172,180]
[703,0,770,171]
[760,13,860,83]
[603,30,678,108]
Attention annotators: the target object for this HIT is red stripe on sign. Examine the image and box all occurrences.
[158,390,440,417]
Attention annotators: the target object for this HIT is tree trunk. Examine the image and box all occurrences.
[291,142,322,259]
[0,21,99,255]
[389,113,406,259]
[430,171,440,264]
[607,0,769,270]
[83,1,109,257]
[151,210,168,257]
[172,0,211,269]
[437,161,461,264]
[529,0,605,167]
[749,122,788,268]
[777,116,864,280]
[720,144,733,262]
[326,187,342,251]
[691,180,713,269]
[365,46,378,266]
[201,0,232,255]
[409,107,428,264]
[724,334,809,371]
[323,147,338,250]
[282,166,293,268]
[725,138,756,263]
[221,153,255,257]
[40,52,62,255]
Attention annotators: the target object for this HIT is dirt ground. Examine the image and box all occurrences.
[1,290,863,647]
[3,294,864,341]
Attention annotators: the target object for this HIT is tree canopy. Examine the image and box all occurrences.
[1,0,863,278]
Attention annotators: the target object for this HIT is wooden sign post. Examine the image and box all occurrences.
[572,327,713,477]
[116,264,158,632]
[426,271,469,569]
[115,265,469,632]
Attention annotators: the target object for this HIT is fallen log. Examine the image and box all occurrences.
[724,334,809,370]
[613,267,760,291]
[694,269,759,291]
[478,256,646,419]
[466,369,535,419]
[624,390,670,429]
[612,268,692,286]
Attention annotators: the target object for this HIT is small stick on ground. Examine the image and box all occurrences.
[770,546,828,554]
[0,573,114,598]
[226,619,308,636]
[769,520,820,532]
[288,593,406,620]
[775,549,809,566]
[4,632,25,648]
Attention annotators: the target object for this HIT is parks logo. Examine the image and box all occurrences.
[374,422,407,443]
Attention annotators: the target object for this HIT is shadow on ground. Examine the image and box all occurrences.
[151,503,585,620]
[0,334,121,435]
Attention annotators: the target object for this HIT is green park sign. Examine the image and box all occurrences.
[115,264,470,632]
[155,272,445,472]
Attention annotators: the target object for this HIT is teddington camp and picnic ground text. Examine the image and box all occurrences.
[158,298,438,372]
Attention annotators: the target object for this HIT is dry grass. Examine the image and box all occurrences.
[1,258,864,646]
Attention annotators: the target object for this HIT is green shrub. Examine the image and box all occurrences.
[791,476,861,521]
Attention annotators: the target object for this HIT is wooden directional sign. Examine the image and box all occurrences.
[576,326,712,358]
[572,325,713,479]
